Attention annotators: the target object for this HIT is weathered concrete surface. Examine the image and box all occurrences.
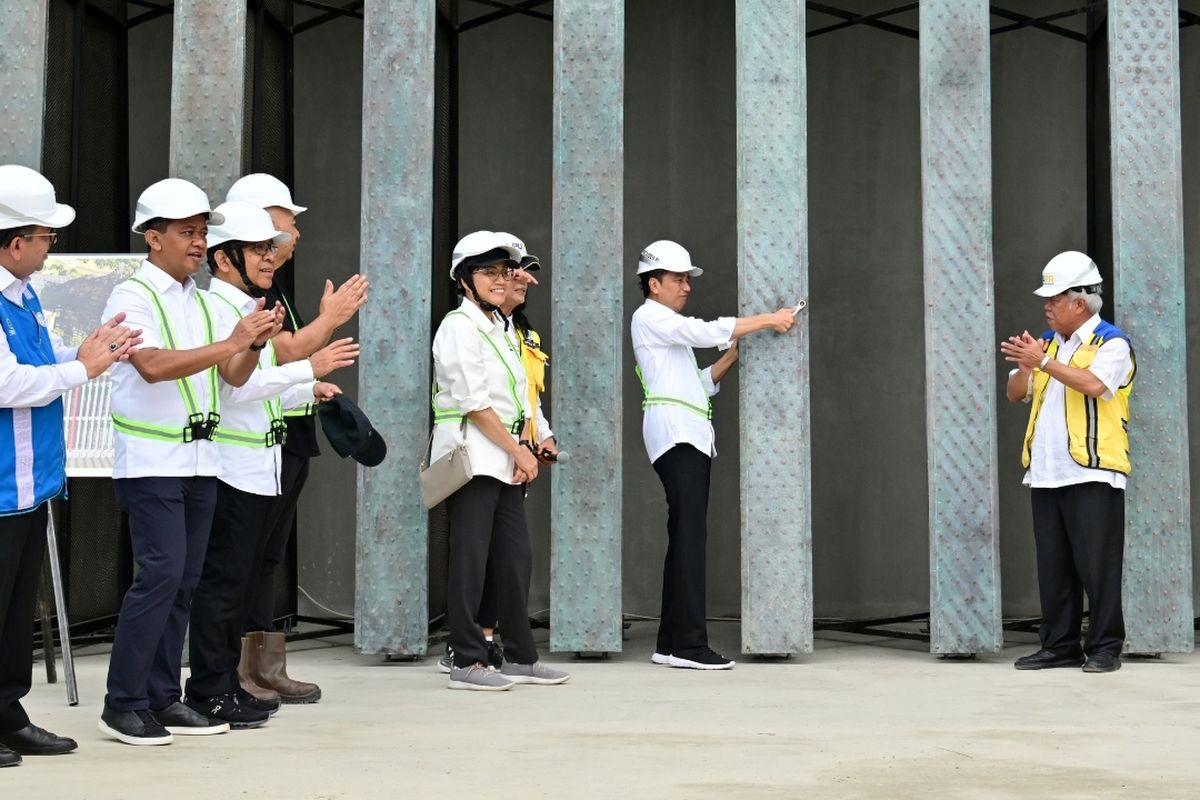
[14,626,1200,799]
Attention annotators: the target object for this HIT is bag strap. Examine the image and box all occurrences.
[422,410,468,469]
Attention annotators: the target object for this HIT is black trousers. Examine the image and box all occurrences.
[243,450,310,633]
[0,504,48,733]
[653,444,712,657]
[446,476,536,668]
[186,481,275,699]
[107,477,217,712]
[1031,483,1126,658]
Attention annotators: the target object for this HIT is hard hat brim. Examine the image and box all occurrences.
[0,201,76,230]
[637,263,703,277]
[1032,285,1068,298]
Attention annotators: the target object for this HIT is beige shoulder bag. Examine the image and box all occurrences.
[419,419,472,509]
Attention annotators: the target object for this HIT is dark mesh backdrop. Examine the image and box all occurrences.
[247,0,298,625]
[43,0,128,253]
[39,0,131,633]
[427,5,457,628]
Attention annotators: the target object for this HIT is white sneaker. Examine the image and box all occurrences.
[499,661,571,685]
[650,652,671,665]
[448,663,514,691]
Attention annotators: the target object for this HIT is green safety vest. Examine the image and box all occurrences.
[635,355,713,421]
[432,310,526,434]
[209,292,287,448]
[111,277,222,443]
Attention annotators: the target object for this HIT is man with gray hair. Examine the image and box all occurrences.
[1000,251,1134,674]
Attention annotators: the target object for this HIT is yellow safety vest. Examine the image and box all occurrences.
[1021,323,1135,475]
[516,326,549,443]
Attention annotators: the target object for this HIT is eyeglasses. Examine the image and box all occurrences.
[246,242,278,256]
[23,232,58,246]
[474,266,514,281]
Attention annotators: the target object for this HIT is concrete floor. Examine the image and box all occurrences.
[8,622,1200,800]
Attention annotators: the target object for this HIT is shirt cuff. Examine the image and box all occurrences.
[62,359,89,389]
[715,316,736,348]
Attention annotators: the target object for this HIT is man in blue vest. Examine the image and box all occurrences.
[0,164,138,766]
[1001,251,1135,674]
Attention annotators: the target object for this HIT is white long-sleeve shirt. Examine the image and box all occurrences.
[431,299,528,485]
[630,298,735,464]
[0,266,87,409]
[208,278,315,496]
[103,260,221,479]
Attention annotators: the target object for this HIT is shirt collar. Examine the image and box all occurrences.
[0,265,27,305]
[138,259,197,297]
[1063,313,1102,345]
[458,297,506,334]
[208,275,258,313]
[642,298,677,317]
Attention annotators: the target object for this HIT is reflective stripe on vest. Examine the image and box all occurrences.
[432,310,526,434]
[635,360,712,421]
[209,292,286,448]
[1021,322,1135,475]
[110,278,220,442]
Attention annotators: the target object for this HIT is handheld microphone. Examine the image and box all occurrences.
[539,450,570,464]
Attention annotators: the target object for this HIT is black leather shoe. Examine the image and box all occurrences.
[1013,649,1085,670]
[0,724,77,755]
[1082,652,1122,673]
[0,745,20,767]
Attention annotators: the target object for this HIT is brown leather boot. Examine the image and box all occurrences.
[238,635,281,703]
[252,631,321,704]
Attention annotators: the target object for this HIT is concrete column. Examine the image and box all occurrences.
[354,0,437,655]
[919,0,1002,654]
[0,1,48,167]
[735,0,812,655]
[1109,0,1193,654]
[550,0,624,653]
[168,0,246,199]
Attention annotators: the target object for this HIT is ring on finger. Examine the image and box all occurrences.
[108,342,119,353]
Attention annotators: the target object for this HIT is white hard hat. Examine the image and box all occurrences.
[495,231,540,271]
[637,240,703,277]
[1034,251,1102,297]
[0,164,76,229]
[206,201,292,249]
[450,230,522,278]
[132,178,224,233]
[226,173,307,215]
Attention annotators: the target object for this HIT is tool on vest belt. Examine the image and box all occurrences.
[792,298,808,316]
[268,419,288,447]
[184,412,221,442]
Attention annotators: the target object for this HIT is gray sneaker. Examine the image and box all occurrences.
[438,644,453,674]
[448,663,514,691]
[499,661,571,685]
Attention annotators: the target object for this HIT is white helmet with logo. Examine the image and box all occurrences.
[207,201,292,249]
[226,173,306,215]
[132,178,224,233]
[637,240,703,277]
[0,164,76,229]
[495,231,541,272]
[1034,251,1102,297]
[450,231,522,279]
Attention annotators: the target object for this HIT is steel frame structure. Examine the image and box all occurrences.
[4,0,1195,658]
